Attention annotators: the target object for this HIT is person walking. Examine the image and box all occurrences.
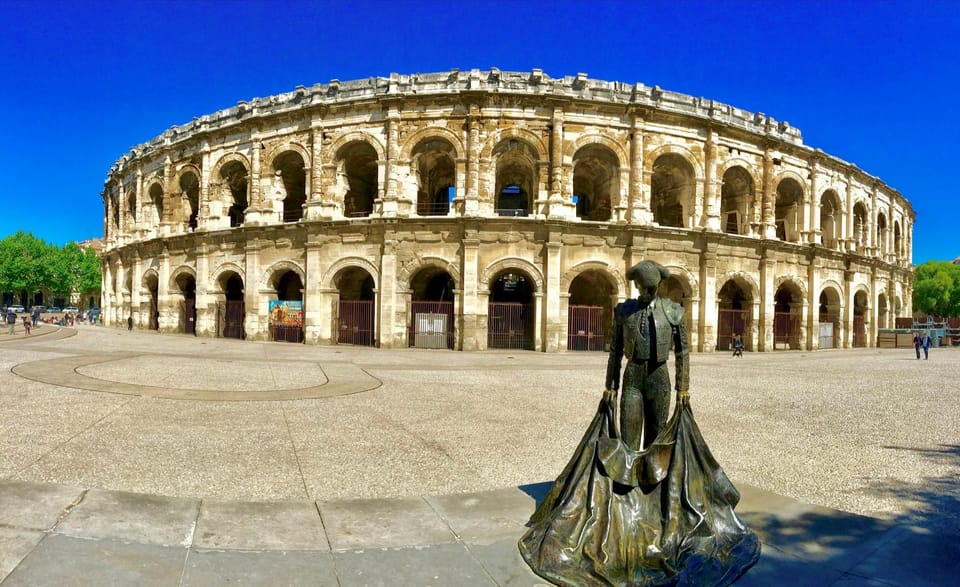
[913,331,922,359]
[5,309,16,335]
[920,331,931,360]
[22,315,31,335]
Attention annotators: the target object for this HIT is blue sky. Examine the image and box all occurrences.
[1,0,956,263]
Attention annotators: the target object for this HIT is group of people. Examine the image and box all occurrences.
[913,331,932,360]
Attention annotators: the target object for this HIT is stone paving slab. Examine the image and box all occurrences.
[194,500,329,551]
[182,549,339,586]
[318,495,458,551]
[333,543,497,586]
[0,479,83,531]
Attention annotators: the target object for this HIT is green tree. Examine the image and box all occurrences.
[912,261,960,317]
[0,231,51,300]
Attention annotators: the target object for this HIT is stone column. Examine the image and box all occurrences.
[130,253,143,329]
[543,232,562,352]
[198,148,211,231]
[304,239,322,344]
[762,149,776,239]
[244,238,261,340]
[628,115,648,224]
[196,244,212,336]
[157,247,171,332]
[549,105,571,218]
[463,106,481,216]
[102,258,114,327]
[380,104,402,217]
[699,245,718,352]
[378,233,400,348]
[703,130,720,230]
[135,169,144,239]
[759,256,776,351]
[459,224,481,350]
[843,269,855,348]
[807,160,819,244]
[806,256,819,350]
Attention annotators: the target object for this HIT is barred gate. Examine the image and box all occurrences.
[217,301,245,339]
[717,309,749,351]
[149,297,159,330]
[270,324,304,343]
[853,315,867,347]
[567,305,606,351]
[819,313,839,348]
[183,298,196,335]
[409,301,454,349]
[338,300,375,346]
[773,312,801,349]
[488,302,533,350]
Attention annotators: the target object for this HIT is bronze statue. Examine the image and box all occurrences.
[519,260,760,586]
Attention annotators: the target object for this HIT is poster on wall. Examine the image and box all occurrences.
[269,300,303,326]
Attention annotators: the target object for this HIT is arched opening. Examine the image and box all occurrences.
[174,273,197,335]
[818,288,842,348]
[720,167,753,235]
[572,145,617,221]
[269,270,304,343]
[335,267,375,346]
[853,202,869,253]
[220,161,249,228]
[111,193,120,232]
[413,139,456,216]
[894,221,903,260]
[651,154,694,228]
[149,183,164,228]
[488,270,535,350]
[877,292,888,330]
[775,178,803,242]
[273,151,307,223]
[409,267,456,349]
[338,142,378,217]
[179,171,200,231]
[877,213,888,257]
[125,185,137,228]
[773,282,803,350]
[820,190,841,249]
[853,290,868,347]
[217,272,245,339]
[568,270,615,351]
[717,279,752,351]
[494,140,537,217]
[144,272,159,331]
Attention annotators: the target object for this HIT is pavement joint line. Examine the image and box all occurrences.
[10,352,383,401]
[282,405,312,500]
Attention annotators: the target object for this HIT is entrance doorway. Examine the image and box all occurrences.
[488,271,535,350]
[409,268,455,349]
[336,267,375,346]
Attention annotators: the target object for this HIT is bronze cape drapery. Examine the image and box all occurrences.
[519,393,760,586]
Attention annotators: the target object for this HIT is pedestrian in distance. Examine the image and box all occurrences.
[22,315,31,335]
[5,309,15,335]
[732,333,744,358]
[913,331,922,360]
[920,331,931,360]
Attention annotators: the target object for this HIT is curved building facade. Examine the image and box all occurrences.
[101,69,914,352]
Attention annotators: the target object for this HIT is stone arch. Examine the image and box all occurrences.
[492,137,541,216]
[260,260,306,291]
[210,262,246,290]
[480,127,548,161]
[773,277,805,350]
[479,257,544,293]
[566,133,629,170]
[650,151,698,228]
[329,131,386,161]
[397,257,461,292]
[168,264,198,292]
[645,144,705,180]
[572,143,620,221]
[820,189,843,248]
[720,164,755,235]
[876,211,889,256]
[773,274,808,301]
[147,181,164,226]
[660,264,700,303]
[774,174,805,242]
[211,152,252,179]
[564,264,620,352]
[321,257,380,291]
[409,136,458,216]
[269,149,308,222]
[141,267,160,292]
[263,141,311,173]
[399,125,466,161]
[334,137,381,217]
[560,261,628,299]
[176,167,201,230]
[716,271,761,301]
[852,200,870,252]
[718,157,762,186]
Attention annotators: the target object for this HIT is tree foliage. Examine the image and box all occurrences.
[0,231,101,303]
[912,261,960,317]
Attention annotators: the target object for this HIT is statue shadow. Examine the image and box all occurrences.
[517,481,553,507]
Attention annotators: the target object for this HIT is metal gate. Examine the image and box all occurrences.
[270,324,304,343]
[218,300,245,339]
[149,297,159,330]
[853,315,866,347]
[488,302,533,350]
[819,313,839,349]
[717,309,749,351]
[183,298,196,335]
[567,305,606,351]
[409,301,454,349]
[773,312,801,350]
[338,300,375,346]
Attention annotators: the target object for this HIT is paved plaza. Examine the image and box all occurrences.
[1,323,958,585]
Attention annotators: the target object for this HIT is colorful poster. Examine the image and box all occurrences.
[269,300,303,326]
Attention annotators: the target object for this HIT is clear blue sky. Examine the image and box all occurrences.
[1,0,956,263]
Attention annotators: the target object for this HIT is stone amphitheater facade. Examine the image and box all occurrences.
[101,69,914,353]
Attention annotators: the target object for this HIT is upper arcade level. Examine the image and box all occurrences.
[101,69,915,267]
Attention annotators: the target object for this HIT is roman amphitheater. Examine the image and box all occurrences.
[100,69,913,353]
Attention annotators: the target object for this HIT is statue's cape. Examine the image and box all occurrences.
[519,394,760,587]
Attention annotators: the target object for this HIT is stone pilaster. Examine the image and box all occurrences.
[459,224,481,350]
[703,130,720,230]
[543,231,563,351]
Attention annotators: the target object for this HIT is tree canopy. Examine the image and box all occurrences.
[912,260,960,317]
[0,231,101,303]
